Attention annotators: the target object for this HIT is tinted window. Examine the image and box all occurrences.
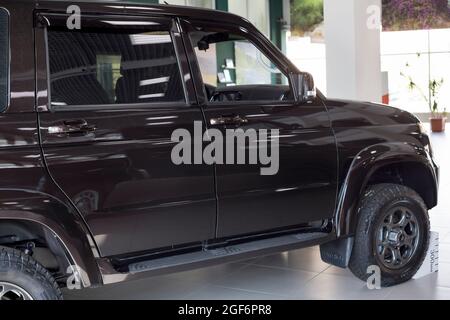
[189,27,292,103]
[193,33,289,87]
[47,28,185,107]
[0,8,9,112]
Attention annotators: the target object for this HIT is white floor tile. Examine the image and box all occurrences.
[248,248,330,273]
[211,264,318,297]
[294,273,392,300]
[442,232,450,244]
[386,279,450,300]
[322,266,354,278]
[186,285,286,300]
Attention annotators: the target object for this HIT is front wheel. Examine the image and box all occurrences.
[349,184,430,287]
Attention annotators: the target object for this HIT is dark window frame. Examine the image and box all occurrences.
[42,14,190,112]
[0,7,10,113]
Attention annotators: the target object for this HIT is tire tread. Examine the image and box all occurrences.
[0,246,63,300]
[349,183,430,287]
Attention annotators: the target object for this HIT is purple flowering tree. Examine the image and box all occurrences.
[383,0,450,30]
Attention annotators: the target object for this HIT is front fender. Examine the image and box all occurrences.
[335,142,438,237]
[0,189,102,287]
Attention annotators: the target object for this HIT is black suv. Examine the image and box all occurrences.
[0,0,439,300]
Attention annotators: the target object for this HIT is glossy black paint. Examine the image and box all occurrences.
[40,107,218,257]
[202,99,338,238]
[0,0,438,287]
[325,99,439,236]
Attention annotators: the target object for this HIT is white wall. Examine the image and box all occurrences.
[324,0,382,102]
[287,36,327,94]
[161,0,214,9]
[228,0,270,37]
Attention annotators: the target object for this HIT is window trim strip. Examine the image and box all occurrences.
[0,7,10,113]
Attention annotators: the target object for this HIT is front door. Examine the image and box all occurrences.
[183,20,338,238]
[36,14,216,257]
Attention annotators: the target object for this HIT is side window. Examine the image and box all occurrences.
[47,27,185,108]
[0,8,9,112]
[189,26,292,103]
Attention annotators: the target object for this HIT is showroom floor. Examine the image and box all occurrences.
[64,128,450,300]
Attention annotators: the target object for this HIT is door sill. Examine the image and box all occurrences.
[97,231,334,285]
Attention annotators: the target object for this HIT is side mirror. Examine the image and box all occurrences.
[295,72,316,102]
[198,40,210,51]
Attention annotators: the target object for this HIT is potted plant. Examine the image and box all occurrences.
[428,79,447,132]
[401,64,447,132]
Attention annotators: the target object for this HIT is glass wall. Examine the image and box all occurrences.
[381,29,450,114]
[378,0,449,114]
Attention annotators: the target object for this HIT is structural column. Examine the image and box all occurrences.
[269,0,290,54]
[324,0,382,102]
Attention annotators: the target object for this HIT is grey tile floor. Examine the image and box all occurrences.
[64,126,450,300]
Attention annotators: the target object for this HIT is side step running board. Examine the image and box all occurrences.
[98,232,333,285]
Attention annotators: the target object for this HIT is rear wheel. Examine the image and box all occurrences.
[0,246,63,300]
[349,184,430,287]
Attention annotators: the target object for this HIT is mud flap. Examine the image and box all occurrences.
[320,237,354,268]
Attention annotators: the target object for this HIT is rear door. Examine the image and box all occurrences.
[36,13,216,257]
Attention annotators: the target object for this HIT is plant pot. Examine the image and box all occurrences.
[430,117,447,133]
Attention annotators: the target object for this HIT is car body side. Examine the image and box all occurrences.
[0,0,438,288]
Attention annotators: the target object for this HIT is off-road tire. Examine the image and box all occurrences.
[349,184,430,287]
[0,246,63,300]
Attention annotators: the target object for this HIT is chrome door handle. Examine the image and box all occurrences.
[48,119,96,135]
[210,115,248,126]
[210,117,227,126]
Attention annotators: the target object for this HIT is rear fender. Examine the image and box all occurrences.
[0,189,102,287]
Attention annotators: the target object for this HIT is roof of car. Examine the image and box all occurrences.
[23,0,254,28]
